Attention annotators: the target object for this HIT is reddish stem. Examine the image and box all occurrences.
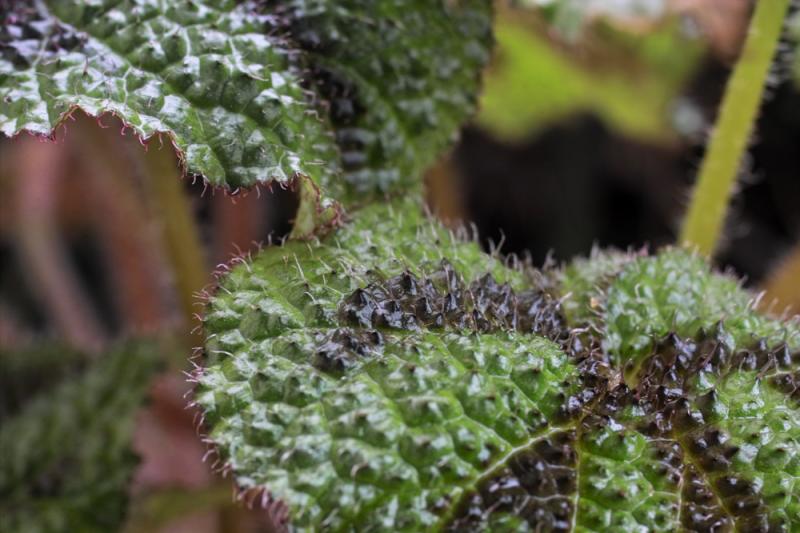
[13,135,107,352]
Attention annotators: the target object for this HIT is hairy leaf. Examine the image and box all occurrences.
[558,248,635,326]
[197,198,580,530]
[0,342,161,533]
[197,200,800,531]
[0,0,493,217]
[571,248,799,370]
[271,0,493,198]
[0,0,339,192]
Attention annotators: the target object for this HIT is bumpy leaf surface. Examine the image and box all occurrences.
[198,200,800,531]
[0,343,160,533]
[0,0,338,192]
[566,248,798,368]
[271,0,493,197]
[0,0,492,207]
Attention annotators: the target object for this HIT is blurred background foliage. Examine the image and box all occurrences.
[0,1,798,532]
[793,9,800,85]
[429,0,799,303]
[478,5,704,143]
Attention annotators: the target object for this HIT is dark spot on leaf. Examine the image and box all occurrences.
[339,260,566,341]
[312,327,382,374]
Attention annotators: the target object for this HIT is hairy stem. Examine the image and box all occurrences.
[680,0,792,255]
[291,177,320,238]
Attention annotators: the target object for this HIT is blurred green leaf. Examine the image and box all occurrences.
[534,0,668,39]
[0,342,87,422]
[791,11,800,87]
[276,0,493,201]
[0,342,161,533]
[123,485,233,533]
[477,8,704,141]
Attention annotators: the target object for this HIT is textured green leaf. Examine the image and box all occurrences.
[477,8,702,142]
[197,198,581,530]
[1,0,493,214]
[567,328,800,532]
[0,342,161,533]
[272,0,493,198]
[198,200,800,531]
[0,0,339,193]
[558,248,635,326]
[600,249,799,370]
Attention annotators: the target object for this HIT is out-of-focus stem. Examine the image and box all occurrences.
[138,138,208,343]
[74,116,171,334]
[680,0,792,256]
[13,136,107,352]
[123,484,231,533]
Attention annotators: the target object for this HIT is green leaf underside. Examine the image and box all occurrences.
[0,343,160,533]
[199,199,800,531]
[0,0,492,209]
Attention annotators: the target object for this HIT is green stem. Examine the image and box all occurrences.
[680,0,791,255]
[138,141,208,346]
[123,484,233,533]
[290,176,338,238]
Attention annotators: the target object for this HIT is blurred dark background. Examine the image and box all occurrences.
[447,63,800,284]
